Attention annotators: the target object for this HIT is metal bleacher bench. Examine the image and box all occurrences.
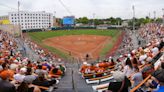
[86,74,113,84]
[82,65,115,79]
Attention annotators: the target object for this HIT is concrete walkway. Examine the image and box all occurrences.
[130,30,139,49]
[55,63,93,92]
[15,37,40,61]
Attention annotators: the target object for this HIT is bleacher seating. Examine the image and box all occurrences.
[0,30,66,92]
[79,23,164,92]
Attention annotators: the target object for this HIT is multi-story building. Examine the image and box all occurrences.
[8,11,53,30]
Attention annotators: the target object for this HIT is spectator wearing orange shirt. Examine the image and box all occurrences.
[98,61,106,68]
[27,60,33,68]
[0,62,15,80]
[0,70,16,92]
[95,67,105,73]
[49,67,63,78]
[107,59,115,67]
[89,63,97,72]
[79,62,88,73]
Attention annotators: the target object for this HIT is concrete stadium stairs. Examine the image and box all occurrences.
[54,63,93,92]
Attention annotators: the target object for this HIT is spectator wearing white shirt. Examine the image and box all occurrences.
[123,58,134,77]
[151,46,159,56]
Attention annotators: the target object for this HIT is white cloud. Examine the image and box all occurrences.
[0,0,163,19]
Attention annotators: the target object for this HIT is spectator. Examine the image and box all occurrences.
[13,67,26,83]
[0,70,16,92]
[151,62,164,92]
[123,58,134,77]
[59,64,66,75]
[27,60,33,68]
[132,57,139,67]
[131,66,143,87]
[151,46,159,56]
[33,72,57,87]
[49,67,63,78]
[107,59,115,66]
[35,65,48,76]
[24,67,36,83]
[79,62,88,73]
[107,71,131,92]
[17,77,41,92]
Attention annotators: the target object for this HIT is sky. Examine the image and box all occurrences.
[0,0,164,19]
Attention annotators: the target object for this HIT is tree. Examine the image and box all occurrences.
[155,18,163,23]
[106,17,123,25]
[76,17,89,24]
[94,19,104,25]
[115,17,122,25]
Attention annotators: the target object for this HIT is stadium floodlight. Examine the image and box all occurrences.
[18,0,22,38]
[93,13,95,27]
[148,12,151,18]
[153,11,156,21]
[132,5,135,31]
[162,8,164,24]
[54,11,56,17]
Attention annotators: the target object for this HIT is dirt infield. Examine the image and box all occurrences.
[43,35,111,60]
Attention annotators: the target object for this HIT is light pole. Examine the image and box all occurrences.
[18,0,22,38]
[93,13,95,27]
[162,8,164,24]
[132,5,135,31]
[153,11,156,22]
[54,11,56,27]
[148,12,151,18]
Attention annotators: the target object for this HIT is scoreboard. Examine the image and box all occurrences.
[63,16,75,25]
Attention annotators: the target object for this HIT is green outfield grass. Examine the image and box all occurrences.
[27,29,122,59]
